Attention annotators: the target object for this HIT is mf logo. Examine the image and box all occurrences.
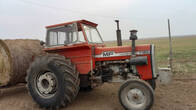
[102,51,114,57]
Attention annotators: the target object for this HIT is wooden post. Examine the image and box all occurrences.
[168,19,173,71]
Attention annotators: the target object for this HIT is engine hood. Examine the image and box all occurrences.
[94,44,151,61]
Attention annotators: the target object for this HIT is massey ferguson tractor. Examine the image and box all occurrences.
[26,20,157,110]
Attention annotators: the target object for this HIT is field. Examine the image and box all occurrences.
[0,36,196,110]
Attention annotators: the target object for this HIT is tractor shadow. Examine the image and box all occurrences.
[66,83,123,110]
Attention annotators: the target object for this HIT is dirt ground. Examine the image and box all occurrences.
[0,74,195,110]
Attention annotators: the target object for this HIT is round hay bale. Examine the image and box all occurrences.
[0,39,43,86]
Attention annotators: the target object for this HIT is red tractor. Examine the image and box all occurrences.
[27,20,157,110]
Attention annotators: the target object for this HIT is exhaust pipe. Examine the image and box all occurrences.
[115,20,122,46]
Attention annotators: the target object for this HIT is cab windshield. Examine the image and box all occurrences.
[83,24,103,44]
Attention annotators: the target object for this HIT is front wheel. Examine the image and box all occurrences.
[118,79,154,110]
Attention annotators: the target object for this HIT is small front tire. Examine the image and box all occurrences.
[119,79,154,110]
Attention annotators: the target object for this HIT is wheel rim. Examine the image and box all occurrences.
[127,88,146,108]
[35,72,58,98]
[122,88,147,109]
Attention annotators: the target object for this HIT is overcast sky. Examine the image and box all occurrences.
[0,0,196,41]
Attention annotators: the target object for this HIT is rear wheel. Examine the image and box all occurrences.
[26,54,80,109]
[119,79,154,110]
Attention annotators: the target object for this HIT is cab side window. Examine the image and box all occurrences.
[49,32,58,46]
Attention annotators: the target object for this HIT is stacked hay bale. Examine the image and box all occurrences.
[0,39,43,86]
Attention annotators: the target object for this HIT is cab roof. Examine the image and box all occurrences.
[46,20,98,29]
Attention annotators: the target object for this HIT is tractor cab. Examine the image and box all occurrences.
[45,20,104,47]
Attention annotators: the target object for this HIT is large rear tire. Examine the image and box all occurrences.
[119,79,154,110]
[26,54,80,109]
